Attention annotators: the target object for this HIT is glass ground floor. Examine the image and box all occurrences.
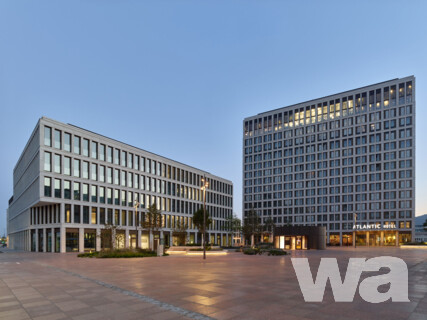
[277,235,308,250]
[328,231,412,246]
[25,227,232,253]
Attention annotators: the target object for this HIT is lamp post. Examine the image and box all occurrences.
[201,176,209,260]
[354,213,357,248]
[134,200,140,249]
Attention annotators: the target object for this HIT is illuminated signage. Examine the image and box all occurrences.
[353,224,396,230]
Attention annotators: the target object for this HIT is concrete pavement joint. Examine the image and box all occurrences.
[39,263,215,320]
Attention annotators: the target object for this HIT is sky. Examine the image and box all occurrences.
[1,0,427,236]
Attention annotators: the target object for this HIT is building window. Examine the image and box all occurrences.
[64,133,71,152]
[54,154,61,173]
[100,208,106,224]
[91,163,97,181]
[91,141,98,159]
[91,207,97,224]
[107,167,112,184]
[82,161,89,179]
[121,190,126,206]
[44,177,52,197]
[121,150,127,167]
[99,144,105,161]
[74,136,81,154]
[114,149,120,165]
[54,179,61,198]
[99,187,105,204]
[64,157,71,175]
[114,189,119,205]
[44,126,52,146]
[73,182,80,200]
[114,169,120,185]
[107,146,113,163]
[64,180,71,199]
[54,129,61,149]
[82,139,89,157]
[74,205,81,223]
[73,159,80,177]
[107,188,112,204]
[83,206,89,224]
[99,165,105,182]
[83,184,89,201]
[44,152,51,172]
[65,204,71,223]
[121,210,126,226]
[91,185,97,202]
[115,209,119,225]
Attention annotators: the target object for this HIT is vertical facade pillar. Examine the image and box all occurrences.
[96,229,101,251]
[195,232,198,245]
[396,231,399,246]
[169,232,173,247]
[366,231,369,247]
[125,229,130,248]
[51,228,55,252]
[137,230,142,248]
[339,232,343,246]
[380,231,384,246]
[42,228,47,252]
[27,230,31,252]
[352,231,356,247]
[60,227,66,253]
[149,231,153,249]
[79,228,84,253]
[35,229,39,252]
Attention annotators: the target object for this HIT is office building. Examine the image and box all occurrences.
[8,117,233,252]
[243,76,415,247]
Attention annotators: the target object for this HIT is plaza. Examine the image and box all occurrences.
[0,247,426,320]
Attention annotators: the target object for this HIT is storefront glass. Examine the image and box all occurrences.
[383,232,396,246]
[355,233,367,246]
[66,232,79,252]
[368,232,381,246]
[329,234,340,246]
[342,233,353,246]
[399,232,412,245]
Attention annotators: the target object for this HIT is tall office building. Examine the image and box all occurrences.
[243,76,415,247]
[8,117,233,252]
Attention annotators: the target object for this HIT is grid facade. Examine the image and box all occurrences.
[8,117,233,252]
[243,76,415,245]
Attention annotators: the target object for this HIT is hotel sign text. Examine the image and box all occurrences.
[353,224,396,230]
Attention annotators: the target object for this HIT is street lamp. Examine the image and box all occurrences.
[134,200,140,249]
[354,213,357,248]
[201,176,209,260]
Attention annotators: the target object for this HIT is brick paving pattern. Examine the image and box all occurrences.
[0,247,426,320]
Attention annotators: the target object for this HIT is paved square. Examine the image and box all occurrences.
[0,247,426,319]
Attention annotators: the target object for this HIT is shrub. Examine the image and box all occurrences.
[243,248,261,255]
[78,249,157,258]
[77,252,99,258]
[267,249,287,256]
[255,243,274,250]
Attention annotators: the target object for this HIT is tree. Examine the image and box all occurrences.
[242,209,261,247]
[193,208,212,245]
[141,203,162,250]
[263,217,275,243]
[224,213,241,246]
[172,220,188,246]
[99,223,120,251]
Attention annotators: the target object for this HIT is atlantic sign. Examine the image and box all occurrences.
[353,223,396,230]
